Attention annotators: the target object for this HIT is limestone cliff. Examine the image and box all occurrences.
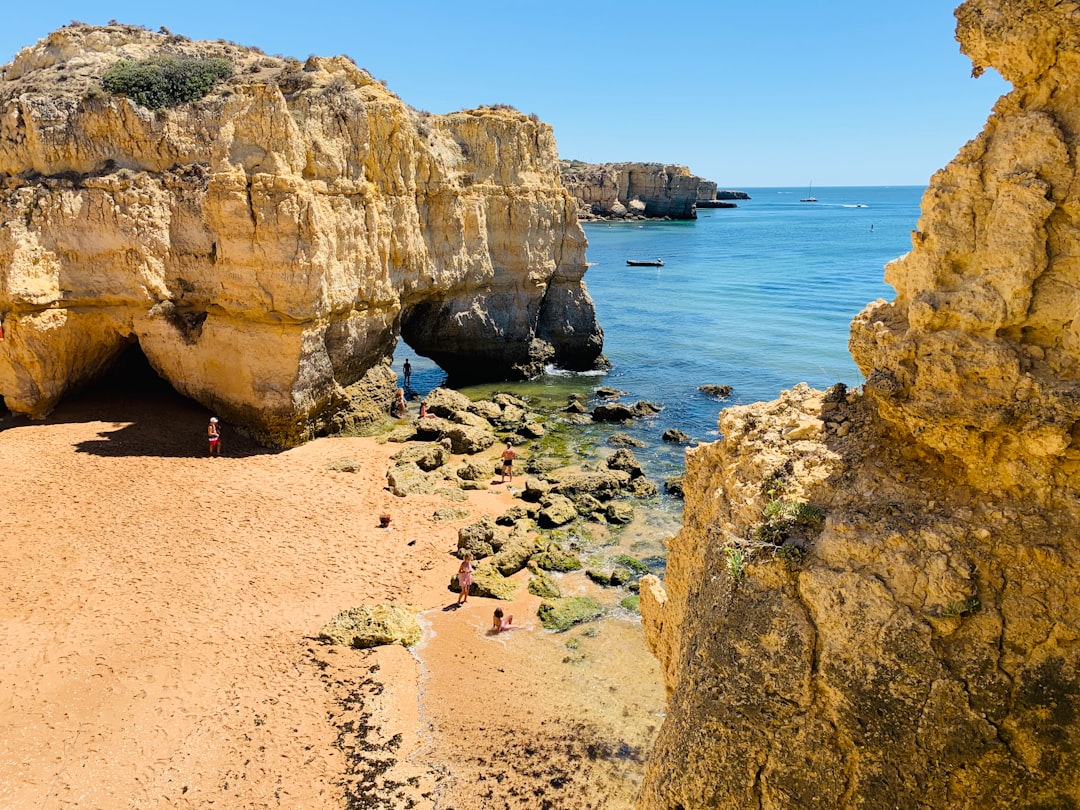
[559,160,715,219]
[639,1,1080,807]
[0,24,603,445]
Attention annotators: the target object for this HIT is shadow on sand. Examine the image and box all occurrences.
[2,345,279,460]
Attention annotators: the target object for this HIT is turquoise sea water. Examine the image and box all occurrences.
[397,185,924,489]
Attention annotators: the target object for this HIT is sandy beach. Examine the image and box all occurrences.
[0,379,665,809]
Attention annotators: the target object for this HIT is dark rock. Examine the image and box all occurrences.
[698,384,733,399]
[662,429,692,444]
[664,475,685,498]
[630,400,662,417]
[608,432,646,448]
[594,386,625,399]
[592,402,635,422]
[607,448,645,478]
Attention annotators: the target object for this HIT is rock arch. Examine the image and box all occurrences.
[0,25,604,446]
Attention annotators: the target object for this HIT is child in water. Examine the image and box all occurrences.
[492,607,514,633]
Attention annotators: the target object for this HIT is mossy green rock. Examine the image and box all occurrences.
[528,571,562,598]
[490,534,540,577]
[451,564,518,600]
[532,544,582,572]
[538,597,604,631]
[318,603,422,649]
[620,594,641,613]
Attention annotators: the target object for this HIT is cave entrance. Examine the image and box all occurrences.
[59,339,262,458]
[390,338,448,401]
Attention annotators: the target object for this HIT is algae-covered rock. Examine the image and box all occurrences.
[490,533,540,577]
[612,554,651,575]
[619,594,641,614]
[605,501,635,525]
[450,564,518,600]
[538,596,604,631]
[532,543,582,572]
[318,603,422,649]
[528,571,562,598]
[627,476,659,499]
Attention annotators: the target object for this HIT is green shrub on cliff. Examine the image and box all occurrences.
[102,55,232,109]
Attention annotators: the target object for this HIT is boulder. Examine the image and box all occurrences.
[591,403,635,422]
[527,571,562,599]
[608,432,646,448]
[451,564,518,600]
[444,423,496,454]
[631,401,663,417]
[537,596,604,631]
[606,448,645,478]
[457,516,507,559]
[604,501,635,525]
[490,533,540,577]
[538,493,578,527]
[386,462,439,497]
[391,442,449,471]
[698,384,733,399]
[549,468,630,500]
[424,387,474,417]
[662,429,692,444]
[318,603,422,648]
[531,543,582,573]
[455,460,489,481]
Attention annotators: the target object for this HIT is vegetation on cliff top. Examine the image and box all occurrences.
[102,55,233,109]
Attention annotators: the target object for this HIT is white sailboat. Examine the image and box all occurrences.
[800,181,817,203]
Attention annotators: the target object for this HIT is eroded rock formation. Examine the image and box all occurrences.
[0,24,603,445]
[559,160,717,219]
[639,1,1080,807]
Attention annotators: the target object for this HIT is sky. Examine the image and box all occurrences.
[0,2,1009,188]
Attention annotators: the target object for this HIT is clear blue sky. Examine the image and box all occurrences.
[0,2,1008,187]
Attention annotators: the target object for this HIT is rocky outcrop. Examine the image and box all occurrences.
[639,2,1080,808]
[559,160,717,219]
[0,24,603,445]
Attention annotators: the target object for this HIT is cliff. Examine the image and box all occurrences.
[0,24,603,446]
[559,160,718,219]
[639,1,1080,807]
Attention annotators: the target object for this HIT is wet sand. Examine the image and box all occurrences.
[0,382,665,809]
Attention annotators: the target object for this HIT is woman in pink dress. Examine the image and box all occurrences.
[456,552,473,605]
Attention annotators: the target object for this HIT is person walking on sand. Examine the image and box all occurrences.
[492,607,514,633]
[457,552,474,605]
[207,417,221,456]
[500,440,517,483]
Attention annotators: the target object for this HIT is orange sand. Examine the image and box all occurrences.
[0,387,665,808]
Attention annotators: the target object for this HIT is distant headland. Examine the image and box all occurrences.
[559,160,748,221]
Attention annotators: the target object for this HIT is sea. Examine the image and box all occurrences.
[395,185,925,500]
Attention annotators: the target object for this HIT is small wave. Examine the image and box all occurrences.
[841,204,869,208]
[543,365,607,377]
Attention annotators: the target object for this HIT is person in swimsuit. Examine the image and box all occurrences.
[457,552,474,605]
[207,417,221,456]
[392,387,407,417]
[500,440,516,483]
[492,607,514,633]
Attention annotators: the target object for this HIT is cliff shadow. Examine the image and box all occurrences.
[32,342,277,459]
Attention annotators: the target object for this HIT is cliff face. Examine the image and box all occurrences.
[639,2,1080,807]
[559,161,714,219]
[0,24,602,445]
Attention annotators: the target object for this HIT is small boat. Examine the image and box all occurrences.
[626,258,664,267]
[800,181,817,203]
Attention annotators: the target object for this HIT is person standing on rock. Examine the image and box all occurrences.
[457,552,474,605]
[500,440,517,483]
[207,417,221,457]
[402,358,412,388]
